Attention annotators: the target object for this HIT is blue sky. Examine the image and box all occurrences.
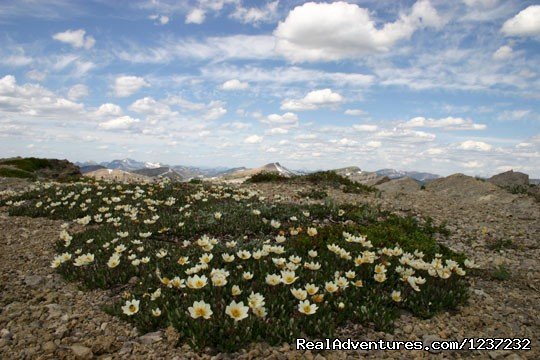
[1,0,539,176]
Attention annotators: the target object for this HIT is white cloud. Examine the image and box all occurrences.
[67,84,88,100]
[366,141,382,148]
[274,0,443,62]
[496,109,531,121]
[203,100,227,120]
[0,75,83,118]
[25,70,47,81]
[1,54,33,67]
[221,79,249,90]
[186,9,205,24]
[244,134,263,144]
[95,103,123,117]
[281,89,343,111]
[264,112,299,126]
[52,29,95,49]
[463,160,483,168]
[402,116,486,130]
[376,128,436,143]
[502,5,540,37]
[129,97,174,117]
[113,76,150,97]
[98,116,139,130]
[117,35,276,63]
[492,45,513,60]
[231,1,279,24]
[463,0,499,8]
[345,109,366,116]
[458,140,492,151]
[201,65,373,87]
[267,127,289,135]
[426,147,445,155]
[150,14,170,25]
[353,124,378,132]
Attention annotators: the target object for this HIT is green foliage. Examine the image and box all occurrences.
[0,167,36,179]
[247,172,289,183]
[491,265,510,281]
[298,188,328,199]
[0,157,53,172]
[303,171,377,194]
[2,180,470,353]
[486,238,514,251]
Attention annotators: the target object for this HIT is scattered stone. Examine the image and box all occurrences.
[138,331,162,345]
[24,274,44,287]
[70,344,93,359]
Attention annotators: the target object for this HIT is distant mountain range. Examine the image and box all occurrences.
[218,162,299,181]
[375,169,440,182]
[75,159,232,180]
[76,159,441,183]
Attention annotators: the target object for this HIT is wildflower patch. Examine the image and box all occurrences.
[1,180,474,352]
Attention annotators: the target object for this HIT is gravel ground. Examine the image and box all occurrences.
[0,178,538,359]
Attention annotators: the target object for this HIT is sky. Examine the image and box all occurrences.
[0,0,539,176]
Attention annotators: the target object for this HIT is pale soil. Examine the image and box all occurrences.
[0,178,538,359]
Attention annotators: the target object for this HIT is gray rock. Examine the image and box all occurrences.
[70,344,93,359]
[138,331,162,345]
[24,275,44,287]
[422,334,443,354]
[42,340,57,354]
[489,170,529,189]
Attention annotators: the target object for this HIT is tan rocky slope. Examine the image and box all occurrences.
[84,168,153,183]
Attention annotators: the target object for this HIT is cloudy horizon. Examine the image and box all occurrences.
[1,0,539,177]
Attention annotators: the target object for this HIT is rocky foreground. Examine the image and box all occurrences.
[0,175,538,359]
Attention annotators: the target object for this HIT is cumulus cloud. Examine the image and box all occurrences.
[263,112,299,128]
[67,84,88,100]
[458,140,492,151]
[244,134,263,144]
[113,76,149,97]
[129,97,174,117]
[95,103,123,117]
[281,89,343,111]
[221,79,249,90]
[274,0,443,62]
[98,116,139,130]
[0,75,83,118]
[376,128,436,143]
[401,116,486,130]
[501,5,540,37]
[52,29,95,49]
[492,45,513,60]
[186,9,205,24]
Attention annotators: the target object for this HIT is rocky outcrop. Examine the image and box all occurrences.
[489,170,529,188]
[0,157,81,181]
[376,176,421,194]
